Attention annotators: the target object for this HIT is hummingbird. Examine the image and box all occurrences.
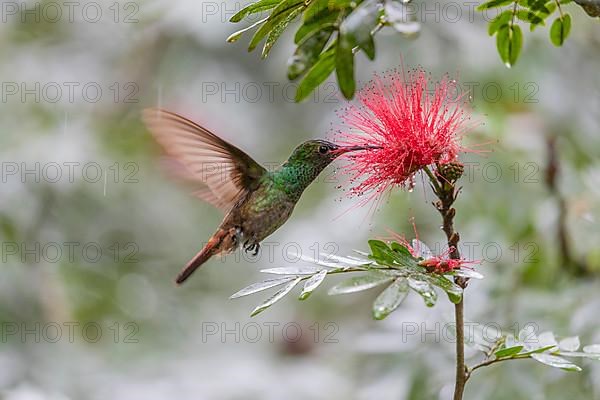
[142,108,372,284]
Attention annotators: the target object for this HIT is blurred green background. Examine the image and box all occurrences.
[0,0,599,399]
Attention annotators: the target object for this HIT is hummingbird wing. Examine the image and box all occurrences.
[142,108,267,212]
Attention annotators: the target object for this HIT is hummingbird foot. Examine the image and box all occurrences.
[243,240,260,257]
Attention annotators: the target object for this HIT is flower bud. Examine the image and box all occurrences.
[437,162,464,183]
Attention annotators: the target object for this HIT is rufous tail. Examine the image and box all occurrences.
[175,229,229,285]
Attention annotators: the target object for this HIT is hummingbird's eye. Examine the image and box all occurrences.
[318,145,329,154]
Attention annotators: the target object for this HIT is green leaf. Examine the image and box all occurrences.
[227,17,269,43]
[389,243,421,269]
[531,353,582,371]
[335,33,355,99]
[303,0,354,22]
[407,277,437,307]
[529,1,556,17]
[295,46,336,101]
[339,0,380,58]
[304,0,336,23]
[425,274,463,303]
[262,7,303,58]
[488,11,512,36]
[248,0,305,51]
[523,0,553,13]
[368,240,395,264]
[230,0,281,22]
[496,24,511,64]
[361,36,376,60]
[495,345,524,357]
[559,336,580,352]
[509,24,523,66]
[295,10,339,43]
[372,278,409,320]
[288,28,334,80]
[497,24,522,67]
[477,0,516,11]
[519,344,558,356]
[328,271,392,295]
[299,269,328,300]
[370,240,420,269]
[390,242,412,257]
[250,277,302,316]
[230,277,297,299]
[550,14,571,46]
[516,9,545,25]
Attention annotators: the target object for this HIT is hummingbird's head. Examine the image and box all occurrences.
[280,140,376,197]
[289,140,373,169]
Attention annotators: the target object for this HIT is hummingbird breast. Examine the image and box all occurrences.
[224,177,297,245]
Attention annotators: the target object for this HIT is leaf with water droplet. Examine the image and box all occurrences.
[230,277,296,299]
[425,273,462,303]
[328,271,393,295]
[299,269,328,300]
[407,277,437,307]
[372,278,409,320]
[250,277,302,316]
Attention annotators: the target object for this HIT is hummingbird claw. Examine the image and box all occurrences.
[244,241,260,257]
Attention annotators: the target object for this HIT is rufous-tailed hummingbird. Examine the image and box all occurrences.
[143,108,372,284]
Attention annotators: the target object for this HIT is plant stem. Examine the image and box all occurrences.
[425,164,467,400]
[468,354,531,377]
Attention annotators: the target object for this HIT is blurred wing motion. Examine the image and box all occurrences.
[142,108,267,212]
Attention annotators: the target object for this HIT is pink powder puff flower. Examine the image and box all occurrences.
[335,67,479,200]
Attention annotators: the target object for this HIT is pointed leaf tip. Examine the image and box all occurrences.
[372,278,409,320]
[230,277,295,299]
[299,269,328,300]
[531,353,582,372]
[250,277,302,316]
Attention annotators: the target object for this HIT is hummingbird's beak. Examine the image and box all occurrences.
[334,145,381,155]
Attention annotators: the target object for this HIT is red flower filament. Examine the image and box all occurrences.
[335,67,478,199]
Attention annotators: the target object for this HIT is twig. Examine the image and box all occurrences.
[468,354,530,376]
[425,164,468,400]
